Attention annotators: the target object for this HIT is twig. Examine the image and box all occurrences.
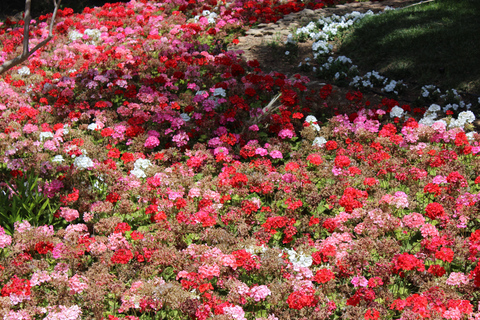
[399,0,436,10]
[240,93,282,135]
[0,0,62,75]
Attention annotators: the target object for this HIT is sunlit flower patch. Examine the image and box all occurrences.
[0,0,480,319]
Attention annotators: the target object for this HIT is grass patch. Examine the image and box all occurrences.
[336,0,480,94]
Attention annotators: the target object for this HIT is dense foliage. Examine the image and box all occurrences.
[0,0,480,319]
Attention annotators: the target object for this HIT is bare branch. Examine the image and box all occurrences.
[0,0,62,76]
[22,0,32,56]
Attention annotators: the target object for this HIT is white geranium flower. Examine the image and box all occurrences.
[427,104,441,112]
[305,115,320,131]
[286,249,313,268]
[74,155,94,170]
[180,113,191,122]
[313,136,327,147]
[84,29,101,39]
[52,155,64,163]
[449,118,464,129]
[87,123,98,130]
[39,132,54,141]
[134,158,152,170]
[18,66,30,76]
[419,117,435,127]
[68,30,83,42]
[390,106,404,118]
[130,168,146,178]
[458,111,475,124]
[213,88,226,97]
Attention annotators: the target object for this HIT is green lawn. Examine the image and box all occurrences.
[336,0,480,94]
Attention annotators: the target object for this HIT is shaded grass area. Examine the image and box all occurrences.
[336,0,480,94]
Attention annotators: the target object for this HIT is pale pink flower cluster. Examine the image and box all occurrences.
[30,270,51,287]
[220,254,237,270]
[0,226,12,248]
[23,124,39,134]
[353,115,380,133]
[189,187,202,198]
[107,232,131,250]
[223,305,247,320]
[198,264,220,279]
[9,292,31,306]
[167,189,184,201]
[232,281,250,296]
[59,207,79,222]
[255,147,268,156]
[446,272,469,286]
[214,146,229,156]
[379,194,393,205]
[14,220,32,233]
[172,131,189,147]
[3,309,32,320]
[402,212,425,229]
[112,124,126,140]
[248,285,271,302]
[380,192,409,208]
[401,125,420,143]
[442,308,463,320]
[256,315,279,320]
[52,243,68,260]
[367,209,396,229]
[118,281,145,313]
[35,225,54,237]
[354,222,366,235]
[43,305,82,320]
[269,150,283,159]
[392,191,409,209]
[457,215,469,229]
[64,224,88,240]
[68,274,89,294]
[83,212,93,222]
[88,241,107,256]
[293,265,313,280]
[420,223,439,238]
[203,190,221,202]
[51,263,69,281]
[43,139,60,151]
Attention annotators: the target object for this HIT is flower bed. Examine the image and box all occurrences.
[0,0,480,319]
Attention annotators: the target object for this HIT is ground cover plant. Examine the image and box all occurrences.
[1,0,480,319]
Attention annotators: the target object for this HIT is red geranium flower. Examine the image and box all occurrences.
[313,269,335,284]
[425,202,445,220]
[35,241,54,255]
